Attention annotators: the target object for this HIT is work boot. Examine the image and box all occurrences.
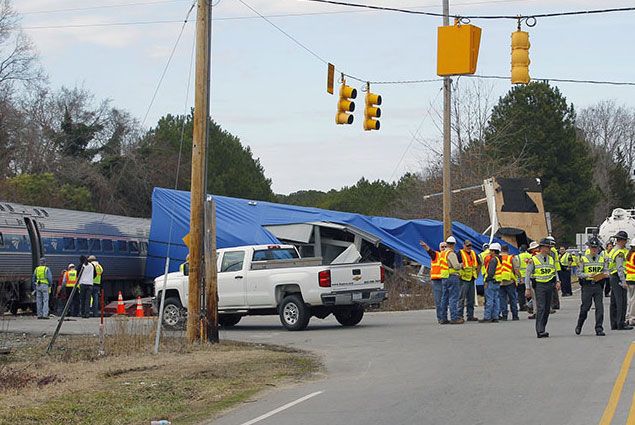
[596,330,606,336]
[467,317,479,322]
[500,316,508,321]
[528,314,536,319]
[439,320,450,325]
[491,319,499,323]
[450,318,465,324]
[479,319,491,323]
[575,326,582,335]
[512,316,519,321]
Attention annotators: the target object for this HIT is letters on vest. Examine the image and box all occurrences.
[531,255,556,283]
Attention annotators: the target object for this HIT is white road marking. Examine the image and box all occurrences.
[239,391,324,425]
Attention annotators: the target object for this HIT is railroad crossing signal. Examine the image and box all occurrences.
[364,85,382,131]
[511,29,530,84]
[336,78,357,125]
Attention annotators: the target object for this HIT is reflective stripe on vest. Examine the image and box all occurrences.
[607,248,615,273]
[518,252,532,278]
[35,266,49,285]
[532,255,556,283]
[626,251,635,282]
[65,269,78,287]
[92,262,103,285]
[499,254,514,282]
[459,249,477,281]
[609,247,629,275]
[494,257,504,282]
[479,250,490,275]
[430,251,443,280]
[439,250,450,279]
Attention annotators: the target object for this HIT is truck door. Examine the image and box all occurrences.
[217,250,247,308]
[23,218,43,270]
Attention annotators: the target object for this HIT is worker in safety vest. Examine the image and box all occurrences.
[479,243,490,277]
[458,240,480,322]
[604,241,614,298]
[441,236,463,324]
[61,263,79,316]
[517,244,531,312]
[31,257,53,319]
[558,245,574,297]
[420,240,448,324]
[524,241,540,319]
[525,238,561,338]
[498,244,520,321]
[575,238,607,336]
[625,238,635,327]
[608,231,632,330]
[88,255,104,317]
[480,242,502,323]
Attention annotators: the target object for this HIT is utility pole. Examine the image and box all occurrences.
[187,0,211,344]
[442,0,452,239]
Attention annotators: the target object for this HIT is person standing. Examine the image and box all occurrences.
[480,243,502,323]
[421,241,448,324]
[604,241,614,298]
[78,256,95,319]
[88,255,103,318]
[32,258,52,319]
[525,241,540,319]
[525,239,561,338]
[441,236,463,325]
[498,245,520,321]
[547,236,561,311]
[625,238,635,326]
[517,244,531,312]
[459,240,480,322]
[575,238,606,336]
[609,231,632,330]
[60,263,79,316]
[559,245,573,297]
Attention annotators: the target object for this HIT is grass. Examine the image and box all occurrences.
[0,327,320,425]
[381,270,435,311]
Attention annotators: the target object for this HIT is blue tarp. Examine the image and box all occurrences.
[146,187,515,279]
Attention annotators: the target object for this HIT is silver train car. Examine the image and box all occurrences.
[0,201,150,313]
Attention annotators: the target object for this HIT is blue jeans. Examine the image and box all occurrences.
[91,286,102,317]
[484,280,500,320]
[36,284,50,317]
[441,275,461,321]
[499,284,519,318]
[460,278,476,319]
[432,279,444,322]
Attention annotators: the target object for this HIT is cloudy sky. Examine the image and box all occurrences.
[15,0,635,194]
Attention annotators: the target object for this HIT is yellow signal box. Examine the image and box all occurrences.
[511,30,530,84]
[336,82,357,125]
[437,23,482,76]
[364,89,382,131]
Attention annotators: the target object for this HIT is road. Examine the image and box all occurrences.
[4,295,635,425]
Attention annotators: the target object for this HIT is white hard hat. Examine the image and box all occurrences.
[489,242,501,252]
[446,236,457,244]
[68,263,75,269]
[528,241,539,251]
[630,238,635,247]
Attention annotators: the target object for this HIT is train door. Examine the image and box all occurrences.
[23,217,43,270]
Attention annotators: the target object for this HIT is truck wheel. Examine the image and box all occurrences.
[279,295,310,331]
[334,305,364,327]
[218,314,242,327]
[162,297,183,329]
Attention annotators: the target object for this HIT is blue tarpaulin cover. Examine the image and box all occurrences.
[146,187,515,279]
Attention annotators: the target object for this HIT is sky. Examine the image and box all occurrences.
[15,0,635,194]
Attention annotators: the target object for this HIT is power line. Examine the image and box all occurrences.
[20,0,189,16]
[467,74,635,86]
[23,20,183,30]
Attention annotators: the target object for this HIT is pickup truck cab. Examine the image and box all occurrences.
[154,244,387,331]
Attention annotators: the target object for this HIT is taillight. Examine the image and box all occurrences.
[318,270,331,287]
[380,266,385,283]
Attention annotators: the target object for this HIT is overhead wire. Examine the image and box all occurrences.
[20,0,190,15]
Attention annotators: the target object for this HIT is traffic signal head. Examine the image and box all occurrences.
[364,91,382,131]
[511,30,530,84]
[336,83,357,125]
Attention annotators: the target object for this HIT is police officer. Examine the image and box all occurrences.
[525,239,561,338]
[32,258,52,319]
[609,231,632,330]
[575,238,606,336]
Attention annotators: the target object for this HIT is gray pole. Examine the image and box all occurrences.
[442,0,452,239]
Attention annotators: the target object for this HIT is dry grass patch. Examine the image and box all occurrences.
[381,270,435,311]
[0,330,320,425]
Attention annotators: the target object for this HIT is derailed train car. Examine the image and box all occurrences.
[0,201,150,313]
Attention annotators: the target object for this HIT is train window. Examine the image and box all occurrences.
[34,209,41,216]
[140,242,148,255]
[129,241,139,253]
[102,239,113,252]
[41,210,49,217]
[0,232,4,247]
[89,239,101,251]
[77,238,88,251]
[6,204,14,212]
[117,240,128,252]
[63,237,76,251]
[0,205,4,211]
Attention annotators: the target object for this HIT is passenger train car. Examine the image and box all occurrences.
[0,201,150,313]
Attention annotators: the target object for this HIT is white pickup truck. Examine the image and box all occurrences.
[153,244,387,331]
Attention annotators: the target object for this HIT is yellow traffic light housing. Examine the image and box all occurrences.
[364,86,381,131]
[336,79,356,125]
[437,22,482,76]
[511,30,530,84]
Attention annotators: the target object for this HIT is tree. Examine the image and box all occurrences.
[481,82,598,242]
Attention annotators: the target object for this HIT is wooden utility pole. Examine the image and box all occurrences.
[442,0,452,239]
[204,199,218,343]
[187,0,211,343]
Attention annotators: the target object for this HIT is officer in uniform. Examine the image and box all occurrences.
[525,239,561,338]
[575,238,606,336]
[609,231,632,330]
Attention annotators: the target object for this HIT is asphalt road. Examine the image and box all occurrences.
[4,295,635,425]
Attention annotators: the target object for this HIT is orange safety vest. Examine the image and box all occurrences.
[459,249,478,281]
[500,254,514,282]
[438,250,450,279]
[626,251,635,282]
[65,269,78,288]
[430,250,443,280]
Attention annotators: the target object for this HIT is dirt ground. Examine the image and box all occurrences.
[0,331,320,425]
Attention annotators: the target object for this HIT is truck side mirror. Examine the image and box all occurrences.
[183,263,189,276]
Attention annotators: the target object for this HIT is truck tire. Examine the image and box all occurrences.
[279,295,311,331]
[162,297,184,329]
[218,314,242,327]
[334,305,364,327]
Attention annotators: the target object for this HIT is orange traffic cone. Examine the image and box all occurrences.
[116,291,125,315]
[135,296,144,318]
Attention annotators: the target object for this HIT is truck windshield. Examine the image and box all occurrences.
[252,248,299,261]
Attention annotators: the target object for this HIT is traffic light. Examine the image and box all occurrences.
[336,81,356,125]
[364,86,381,131]
[511,30,530,84]
[437,22,482,76]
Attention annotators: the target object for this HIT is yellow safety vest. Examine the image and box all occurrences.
[92,262,103,285]
[609,247,629,275]
[459,249,478,281]
[430,251,444,280]
[518,252,532,278]
[35,265,50,285]
[606,248,615,272]
[626,251,635,282]
[580,254,605,279]
[479,249,490,276]
[65,269,78,287]
[550,247,561,272]
[531,255,556,283]
[439,250,450,279]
